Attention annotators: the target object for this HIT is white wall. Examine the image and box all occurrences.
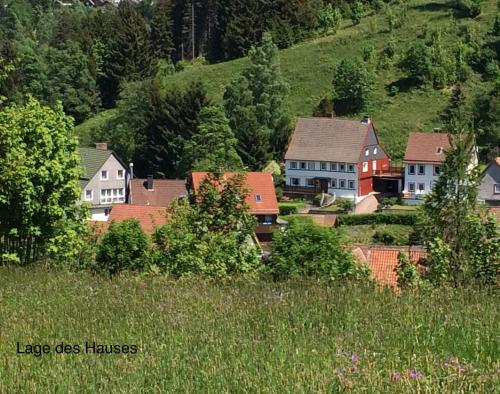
[90,208,109,222]
[285,160,359,200]
[403,162,441,199]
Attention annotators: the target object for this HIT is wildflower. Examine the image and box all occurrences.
[408,370,423,379]
[351,353,360,363]
[390,372,402,381]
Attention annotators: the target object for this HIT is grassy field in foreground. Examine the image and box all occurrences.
[0,267,498,393]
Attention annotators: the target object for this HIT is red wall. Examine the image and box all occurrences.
[358,157,390,197]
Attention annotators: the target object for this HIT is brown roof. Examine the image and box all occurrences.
[108,205,168,234]
[404,132,451,163]
[352,245,427,288]
[129,179,187,207]
[284,117,371,163]
[191,172,279,215]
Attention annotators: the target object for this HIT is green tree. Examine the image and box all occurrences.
[350,1,364,25]
[151,0,174,60]
[181,106,243,172]
[96,219,150,275]
[332,57,372,115]
[223,33,291,168]
[441,84,472,132]
[317,4,342,34]
[454,0,482,18]
[395,251,421,289]
[0,96,85,264]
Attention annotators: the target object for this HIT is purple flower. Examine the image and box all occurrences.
[408,370,424,379]
[351,353,360,363]
[459,364,466,372]
[390,372,402,381]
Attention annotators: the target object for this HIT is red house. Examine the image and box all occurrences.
[284,117,396,202]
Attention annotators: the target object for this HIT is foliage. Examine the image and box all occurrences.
[268,218,368,279]
[279,204,299,216]
[151,0,174,61]
[0,96,85,265]
[317,4,342,34]
[153,174,259,276]
[343,224,415,246]
[454,0,483,17]
[181,106,243,173]
[223,33,290,169]
[96,219,150,274]
[332,57,372,115]
[336,197,355,212]
[350,1,364,25]
[372,230,396,245]
[396,251,421,289]
[313,193,323,207]
[338,212,418,226]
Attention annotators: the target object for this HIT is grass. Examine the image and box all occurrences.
[0,266,498,392]
[76,0,498,159]
[342,224,415,245]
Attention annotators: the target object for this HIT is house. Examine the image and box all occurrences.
[79,144,128,221]
[352,245,427,288]
[191,172,280,242]
[402,132,451,203]
[129,176,187,207]
[478,158,500,207]
[284,117,394,203]
[107,205,168,234]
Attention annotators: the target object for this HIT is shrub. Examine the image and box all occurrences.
[395,251,421,289]
[454,0,482,18]
[336,197,355,212]
[267,218,369,279]
[313,194,323,207]
[279,204,299,216]
[96,219,150,274]
[372,230,396,245]
[338,212,418,226]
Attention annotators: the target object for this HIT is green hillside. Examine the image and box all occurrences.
[77,0,498,160]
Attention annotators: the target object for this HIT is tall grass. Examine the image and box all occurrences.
[0,266,498,393]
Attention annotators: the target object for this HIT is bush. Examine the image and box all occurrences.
[313,194,323,207]
[338,212,418,226]
[372,230,396,245]
[336,197,355,212]
[279,204,299,216]
[96,219,150,274]
[267,218,369,279]
[454,0,482,18]
[396,251,421,289]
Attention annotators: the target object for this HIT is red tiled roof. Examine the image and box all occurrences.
[404,132,451,163]
[191,172,279,215]
[108,205,168,234]
[352,245,427,288]
[129,179,187,207]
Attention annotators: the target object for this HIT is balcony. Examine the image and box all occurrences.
[284,185,321,194]
[373,166,404,177]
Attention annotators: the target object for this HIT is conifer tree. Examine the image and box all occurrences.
[151,0,174,60]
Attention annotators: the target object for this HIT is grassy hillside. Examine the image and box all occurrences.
[77,0,498,160]
[1,267,498,392]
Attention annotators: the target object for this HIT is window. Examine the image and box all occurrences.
[362,162,368,172]
[418,165,425,175]
[418,183,425,192]
[372,161,377,171]
[263,215,274,225]
[255,194,262,202]
[348,180,355,190]
[347,164,355,172]
[436,147,443,154]
[308,162,315,170]
[100,188,125,204]
[373,147,378,155]
[330,163,338,171]
[408,165,416,175]
[339,163,346,172]
[290,178,300,186]
[117,169,125,180]
[434,165,441,176]
[331,178,337,188]
[408,183,415,192]
[494,184,500,194]
[339,179,346,189]
[320,162,327,171]
[100,170,108,180]
[306,178,315,187]
[290,161,297,169]
[365,148,369,156]
[84,190,93,201]
[300,162,306,170]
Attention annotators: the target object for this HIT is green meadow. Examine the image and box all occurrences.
[0,266,498,393]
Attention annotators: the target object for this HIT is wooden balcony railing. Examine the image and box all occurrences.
[373,166,404,176]
[284,185,320,194]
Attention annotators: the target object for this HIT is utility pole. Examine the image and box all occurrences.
[191,2,195,60]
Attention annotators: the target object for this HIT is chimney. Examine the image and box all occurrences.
[147,175,154,191]
[361,116,371,124]
[95,142,107,150]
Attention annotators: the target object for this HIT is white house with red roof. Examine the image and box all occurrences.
[284,117,392,202]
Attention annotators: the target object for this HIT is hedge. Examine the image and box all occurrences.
[338,212,418,226]
[279,205,299,216]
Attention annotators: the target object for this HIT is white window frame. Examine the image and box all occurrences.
[418,165,425,175]
[362,162,368,173]
[100,170,109,181]
[84,189,93,201]
[408,182,415,192]
[372,161,377,171]
[320,162,327,171]
[339,179,346,189]
[418,183,425,192]
[373,147,378,155]
[347,164,355,173]
[436,147,443,154]
[307,162,315,171]
[300,162,307,170]
[331,178,337,188]
[290,161,297,169]
[348,180,355,190]
[433,165,441,176]
[339,163,346,172]
[494,184,500,194]
[290,178,300,186]
[306,178,315,187]
[408,165,416,175]
[365,148,369,156]
[330,163,338,172]
[117,169,125,180]
[100,188,125,204]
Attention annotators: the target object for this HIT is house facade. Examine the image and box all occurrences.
[284,117,390,202]
[79,144,129,221]
[478,158,500,207]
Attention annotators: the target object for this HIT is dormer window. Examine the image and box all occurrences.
[365,148,369,156]
[255,194,262,202]
[100,170,108,180]
[436,147,443,154]
[373,147,378,155]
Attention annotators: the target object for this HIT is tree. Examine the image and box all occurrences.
[223,33,291,168]
[395,251,421,289]
[151,0,174,61]
[350,1,364,25]
[317,4,342,34]
[96,219,150,274]
[181,106,243,172]
[0,96,85,264]
[332,57,372,115]
[441,84,472,132]
[268,218,368,279]
[454,0,482,18]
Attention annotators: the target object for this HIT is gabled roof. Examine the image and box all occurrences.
[481,157,500,177]
[191,172,279,215]
[352,245,427,288]
[284,117,372,163]
[129,179,187,207]
[404,132,451,163]
[78,147,127,187]
[108,205,168,234]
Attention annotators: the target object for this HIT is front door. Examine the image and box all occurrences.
[319,179,329,193]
